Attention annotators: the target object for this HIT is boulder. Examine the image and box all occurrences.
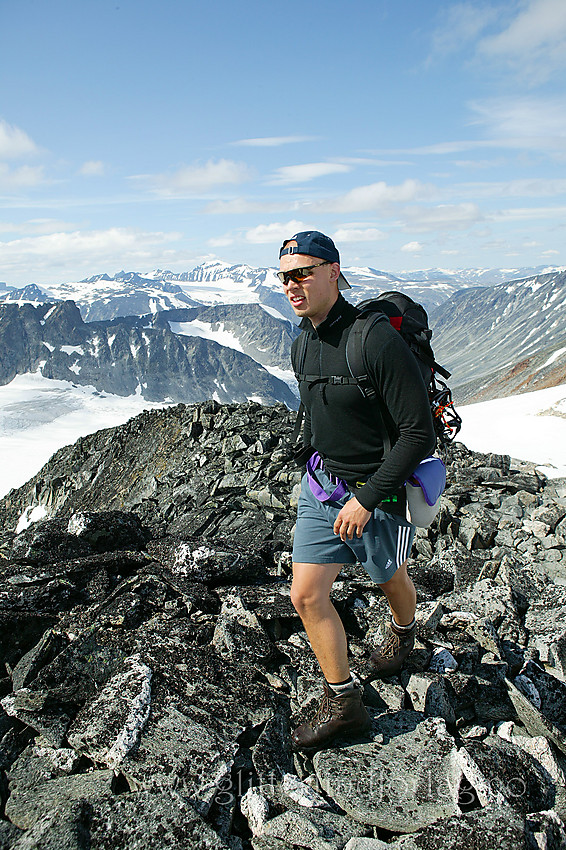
[313,716,461,832]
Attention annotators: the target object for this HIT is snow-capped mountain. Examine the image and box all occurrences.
[0,300,298,408]
[5,263,564,325]
[397,265,566,288]
[430,270,566,403]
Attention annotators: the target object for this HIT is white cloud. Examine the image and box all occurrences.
[232,136,317,147]
[429,2,499,58]
[208,234,236,247]
[270,162,351,185]
[202,197,288,215]
[333,227,387,243]
[458,177,566,198]
[0,163,45,190]
[0,227,182,280]
[311,179,431,214]
[479,0,566,81]
[469,96,566,152]
[79,160,105,177]
[245,221,305,244]
[132,159,252,196]
[490,205,566,221]
[0,219,76,236]
[402,203,483,232]
[401,242,424,254]
[542,249,560,255]
[0,120,39,159]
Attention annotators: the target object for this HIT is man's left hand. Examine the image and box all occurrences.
[333,497,371,541]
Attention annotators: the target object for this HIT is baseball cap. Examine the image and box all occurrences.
[279,231,350,290]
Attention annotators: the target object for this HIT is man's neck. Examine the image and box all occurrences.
[310,292,340,327]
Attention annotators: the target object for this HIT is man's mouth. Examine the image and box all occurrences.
[290,295,306,306]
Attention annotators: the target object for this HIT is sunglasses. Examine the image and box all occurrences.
[277,260,331,286]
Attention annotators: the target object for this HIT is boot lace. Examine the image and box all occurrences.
[379,630,402,659]
[313,688,334,725]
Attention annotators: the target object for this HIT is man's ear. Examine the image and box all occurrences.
[330,262,341,283]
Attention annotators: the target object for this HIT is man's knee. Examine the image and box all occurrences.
[378,559,411,593]
[290,562,340,616]
[290,578,327,616]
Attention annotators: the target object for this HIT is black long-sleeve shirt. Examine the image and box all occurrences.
[292,294,436,514]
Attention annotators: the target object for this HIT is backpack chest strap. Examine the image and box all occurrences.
[294,372,360,387]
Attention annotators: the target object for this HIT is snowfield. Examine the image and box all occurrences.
[0,375,564,500]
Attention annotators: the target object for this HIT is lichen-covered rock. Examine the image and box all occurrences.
[457,736,556,813]
[87,788,227,849]
[121,705,238,816]
[213,594,275,664]
[255,807,370,849]
[4,769,114,829]
[382,805,528,850]
[0,408,565,847]
[66,654,152,768]
[313,716,461,832]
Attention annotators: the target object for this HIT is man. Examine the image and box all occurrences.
[279,230,436,752]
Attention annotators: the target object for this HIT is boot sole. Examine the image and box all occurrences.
[291,724,373,755]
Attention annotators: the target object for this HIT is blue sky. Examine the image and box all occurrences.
[1,0,565,285]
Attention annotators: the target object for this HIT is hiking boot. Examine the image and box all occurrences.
[291,681,371,753]
[364,619,416,680]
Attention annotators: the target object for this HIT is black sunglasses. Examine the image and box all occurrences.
[277,260,331,285]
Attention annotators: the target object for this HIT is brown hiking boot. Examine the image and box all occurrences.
[291,681,371,753]
[364,619,416,680]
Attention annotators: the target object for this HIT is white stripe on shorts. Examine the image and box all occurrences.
[396,524,411,567]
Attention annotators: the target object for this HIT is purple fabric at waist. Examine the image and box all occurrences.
[306,452,348,502]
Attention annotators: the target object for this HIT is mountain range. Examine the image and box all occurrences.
[1,262,565,411]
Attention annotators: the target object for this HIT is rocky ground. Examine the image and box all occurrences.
[0,400,566,849]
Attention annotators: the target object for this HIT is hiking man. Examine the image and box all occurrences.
[279,230,436,752]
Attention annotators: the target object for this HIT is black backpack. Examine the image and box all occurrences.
[292,291,462,448]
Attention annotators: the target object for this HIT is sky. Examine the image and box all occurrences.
[1,0,566,286]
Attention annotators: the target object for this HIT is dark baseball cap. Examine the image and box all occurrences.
[279,230,350,290]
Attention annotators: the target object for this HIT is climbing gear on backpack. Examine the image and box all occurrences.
[292,290,462,447]
[291,679,371,752]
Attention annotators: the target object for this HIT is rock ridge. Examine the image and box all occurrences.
[0,401,565,848]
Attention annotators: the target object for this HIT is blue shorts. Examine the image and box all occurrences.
[292,470,415,584]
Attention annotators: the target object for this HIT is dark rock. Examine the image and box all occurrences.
[4,769,114,828]
[65,511,147,551]
[458,737,556,813]
[251,708,294,782]
[87,788,227,849]
[147,536,269,586]
[0,405,565,846]
[313,716,461,832]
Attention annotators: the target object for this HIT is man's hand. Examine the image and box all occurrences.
[333,497,371,541]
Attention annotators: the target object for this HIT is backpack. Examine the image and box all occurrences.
[292,290,462,448]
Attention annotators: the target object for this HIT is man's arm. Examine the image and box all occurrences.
[354,327,436,512]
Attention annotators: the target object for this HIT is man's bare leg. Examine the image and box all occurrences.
[378,559,416,625]
[366,559,417,679]
[290,561,371,751]
[290,562,349,683]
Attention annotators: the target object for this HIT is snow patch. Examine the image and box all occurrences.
[541,347,566,369]
[170,319,245,353]
[16,504,48,533]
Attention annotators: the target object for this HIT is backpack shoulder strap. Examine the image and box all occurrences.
[346,310,393,453]
[345,310,389,400]
[291,328,308,378]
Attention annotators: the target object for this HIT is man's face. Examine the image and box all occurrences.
[279,248,340,326]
